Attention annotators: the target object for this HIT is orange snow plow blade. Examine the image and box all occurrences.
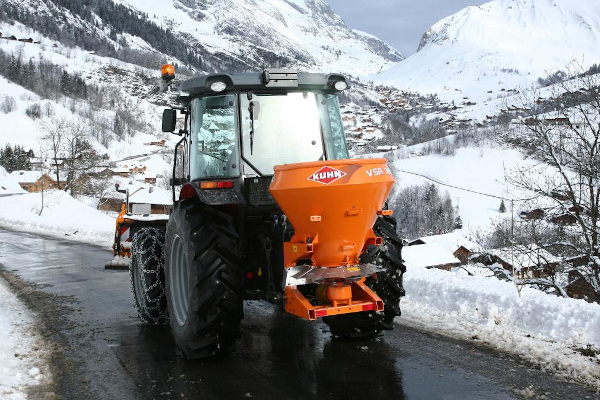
[269,158,394,320]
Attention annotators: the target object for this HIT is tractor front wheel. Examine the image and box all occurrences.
[130,227,169,325]
[164,199,243,359]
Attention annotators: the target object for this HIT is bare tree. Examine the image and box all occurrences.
[41,117,109,196]
[505,65,600,302]
[37,145,47,216]
[389,182,455,239]
[62,119,109,195]
[83,176,114,209]
[40,117,66,189]
[1,95,17,113]
[472,218,572,298]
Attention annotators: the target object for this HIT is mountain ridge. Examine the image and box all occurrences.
[377,0,600,102]
[1,0,403,76]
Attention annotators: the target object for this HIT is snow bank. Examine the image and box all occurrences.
[400,266,600,389]
[0,189,114,246]
[0,279,51,399]
[405,266,600,346]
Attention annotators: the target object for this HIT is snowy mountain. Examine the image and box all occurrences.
[0,0,408,225]
[0,0,406,186]
[375,0,600,102]
[1,0,402,75]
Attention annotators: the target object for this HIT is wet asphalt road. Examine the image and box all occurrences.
[0,227,598,400]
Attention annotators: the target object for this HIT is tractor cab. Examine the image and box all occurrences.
[162,69,351,205]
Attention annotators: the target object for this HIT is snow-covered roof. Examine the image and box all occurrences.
[402,243,461,269]
[10,170,46,183]
[0,166,26,194]
[128,186,172,205]
[376,145,399,152]
[413,232,483,255]
[488,245,562,271]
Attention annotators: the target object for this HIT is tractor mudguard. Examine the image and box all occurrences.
[180,182,247,205]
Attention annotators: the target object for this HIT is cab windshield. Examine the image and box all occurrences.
[240,92,348,176]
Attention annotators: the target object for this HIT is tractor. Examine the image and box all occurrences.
[129,65,405,358]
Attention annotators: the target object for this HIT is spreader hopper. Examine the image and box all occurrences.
[270,159,395,320]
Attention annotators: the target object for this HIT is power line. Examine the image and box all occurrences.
[394,168,508,200]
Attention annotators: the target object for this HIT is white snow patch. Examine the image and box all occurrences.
[0,189,114,246]
[0,278,51,399]
[398,265,600,390]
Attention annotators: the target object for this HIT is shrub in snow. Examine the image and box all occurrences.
[25,103,42,119]
[1,95,17,114]
[43,102,55,118]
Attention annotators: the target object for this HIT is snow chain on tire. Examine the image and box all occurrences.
[164,198,243,359]
[130,227,169,326]
[324,215,406,339]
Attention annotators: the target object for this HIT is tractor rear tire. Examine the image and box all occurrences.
[130,227,169,325]
[164,199,243,359]
[324,215,405,339]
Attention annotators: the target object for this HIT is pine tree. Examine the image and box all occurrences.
[59,70,72,95]
[1,145,15,172]
[499,199,506,213]
[15,146,32,170]
[0,145,33,172]
[454,215,463,229]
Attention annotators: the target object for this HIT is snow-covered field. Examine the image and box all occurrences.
[391,144,526,231]
[0,188,114,246]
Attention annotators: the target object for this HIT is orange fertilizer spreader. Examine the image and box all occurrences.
[270,158,395,320]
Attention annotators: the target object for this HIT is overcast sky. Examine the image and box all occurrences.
[326,0,489,56]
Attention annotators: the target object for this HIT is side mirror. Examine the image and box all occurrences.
[162,109,177,133]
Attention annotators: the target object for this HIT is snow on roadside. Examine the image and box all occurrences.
[0,278,51,400]
[0,168,113,397]
[0,189,114,247]
[398,265,600,391]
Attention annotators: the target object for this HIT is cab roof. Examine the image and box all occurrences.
[178,69,349,97]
